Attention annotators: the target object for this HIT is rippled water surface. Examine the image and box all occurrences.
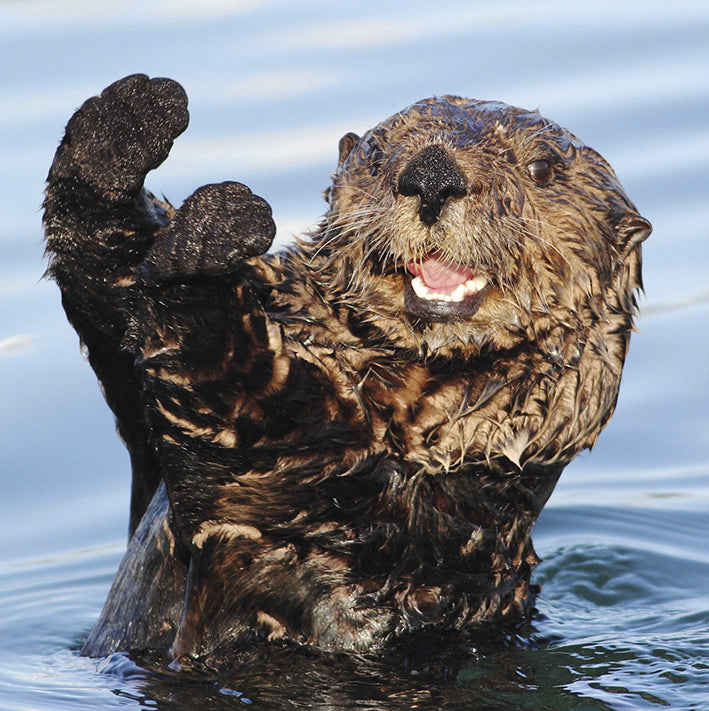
[2,1,708,708]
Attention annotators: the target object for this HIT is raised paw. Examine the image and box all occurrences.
[139,182,277,282]
[49,74,189,201]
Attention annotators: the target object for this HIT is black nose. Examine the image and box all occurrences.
[397,145,466,226]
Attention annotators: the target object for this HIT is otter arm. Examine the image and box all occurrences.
[43,75,190,534]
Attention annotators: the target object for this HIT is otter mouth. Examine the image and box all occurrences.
[403,252,490,321]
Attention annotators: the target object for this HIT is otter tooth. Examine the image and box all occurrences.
[411,275,456,302]
[411,275,431,300]
[465,277,488,293]
[411,275,487,303]
[450,283,467,302]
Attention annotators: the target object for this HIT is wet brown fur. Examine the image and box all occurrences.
[42,76,650,664]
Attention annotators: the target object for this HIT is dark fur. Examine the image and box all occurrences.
[43,75,650,663]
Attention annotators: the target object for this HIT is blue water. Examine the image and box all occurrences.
[2,1,708,708]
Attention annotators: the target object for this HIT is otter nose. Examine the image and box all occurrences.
[397,145,466,226]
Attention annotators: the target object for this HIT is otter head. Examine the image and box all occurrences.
[321,97,651,355]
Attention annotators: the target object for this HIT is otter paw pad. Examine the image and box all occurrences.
[139,182,277,282]
[53,74,189,201]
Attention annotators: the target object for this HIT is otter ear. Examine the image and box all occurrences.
[616,213,652,257]
[337,132,359,168]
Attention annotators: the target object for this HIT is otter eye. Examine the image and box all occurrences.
[528,159,552,184]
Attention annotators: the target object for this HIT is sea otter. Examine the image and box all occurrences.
[43,75,650,663]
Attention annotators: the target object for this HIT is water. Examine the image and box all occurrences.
[1,0,708,708]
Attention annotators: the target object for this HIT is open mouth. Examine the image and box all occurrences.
[403,251,490,320]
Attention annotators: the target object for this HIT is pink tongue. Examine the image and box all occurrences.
[407,252,474,290]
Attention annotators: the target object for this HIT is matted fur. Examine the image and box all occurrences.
[42,75,650,664]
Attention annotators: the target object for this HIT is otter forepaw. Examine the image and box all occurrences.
[49,74,189,201]
[139,182,276,282]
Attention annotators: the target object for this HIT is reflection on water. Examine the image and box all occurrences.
[2,0,709,709]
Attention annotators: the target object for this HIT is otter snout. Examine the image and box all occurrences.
[398,145,466,226]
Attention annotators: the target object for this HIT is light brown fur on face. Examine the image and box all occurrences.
[43,76,650,664]
[309,96,647,356]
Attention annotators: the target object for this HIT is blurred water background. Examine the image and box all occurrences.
[1,1,708,708]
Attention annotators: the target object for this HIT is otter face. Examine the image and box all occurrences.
[323,97,650,352]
